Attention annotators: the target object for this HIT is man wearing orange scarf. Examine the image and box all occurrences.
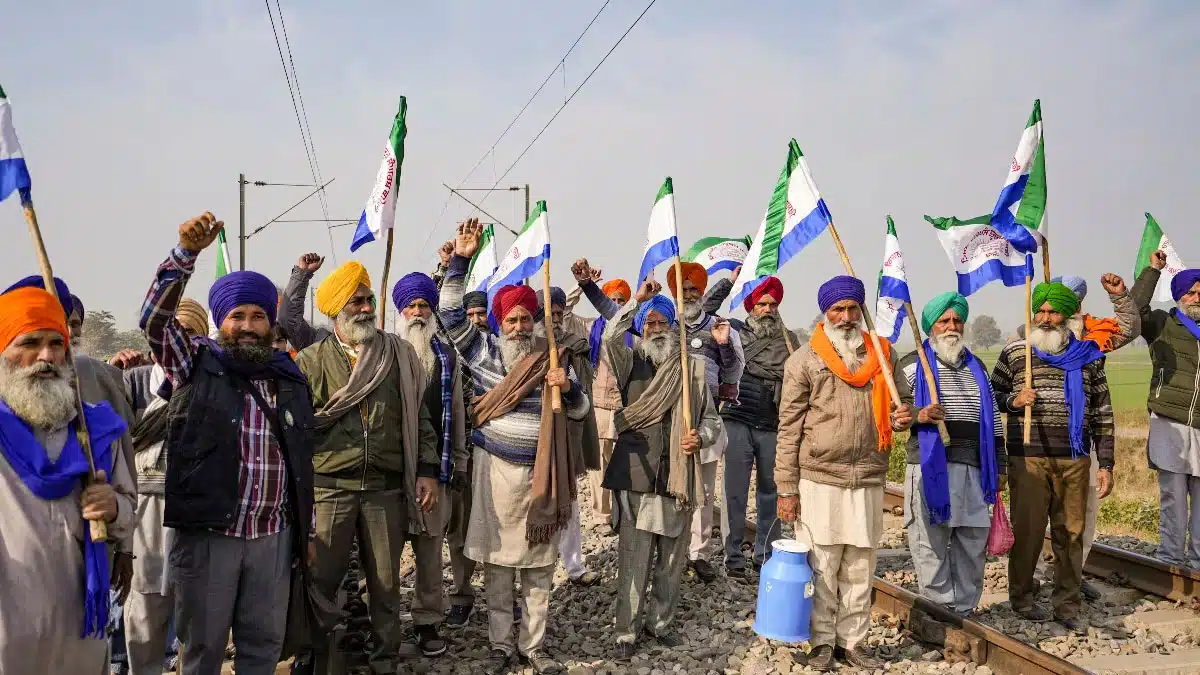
[774,275,911,672]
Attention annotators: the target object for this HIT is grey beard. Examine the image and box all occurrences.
[218,332,273,363]
[499,331,534,371]
[398,314,439,375]
[930,331,965,365]
[637,333,676,367]
[827,321,864,370]
[337,311,378,346]
[1066,314,1085,340]
[747,313,780,336]
[683,300,703,323]
[1180,303,1200,321]
[1029,324,1069,354]
[0,360,78,430]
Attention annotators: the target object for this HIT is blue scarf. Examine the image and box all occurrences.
[914,341,998,525]
[1173,308,1200,343]
[1033,334,1105,458]
[587,316,633,367]
[0,399,128,638]
[431,338,454,483]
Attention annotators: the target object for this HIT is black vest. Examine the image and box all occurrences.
[721,371,779,430]
[602,354,673,496]
[163,346,315,547]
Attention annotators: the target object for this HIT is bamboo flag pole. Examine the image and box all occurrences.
[671,258,693,430]
[22,199,107,543]
[1041,239,1052,282]
[903,301,951,444]
[825,222,904,408]
[1023,273,1034,444]
[541,253,563,413]
[780,321,796,355]
[378,229,394,330]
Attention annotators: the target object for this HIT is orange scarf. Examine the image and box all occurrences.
[810,323,893,451]
[1081,314,1121,353]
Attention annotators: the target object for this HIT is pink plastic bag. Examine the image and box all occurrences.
[987,501,1014,556]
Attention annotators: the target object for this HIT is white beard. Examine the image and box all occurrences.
[637,332,676,367]
[1179,303,1200,321]
[683,300,703,323]
[499,331,534,371]
[826,322,864,370]
[1029,324,1069,354]
[336,311,378,346]
[0,360,78,430]
[397,314,439,375]
[930,330,965,365]
[1066,314,1085,340]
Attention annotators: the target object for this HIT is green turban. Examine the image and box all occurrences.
[1032,281,1081,317]
[921,291,969,334]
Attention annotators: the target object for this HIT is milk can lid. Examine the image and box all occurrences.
[772,539,810,554]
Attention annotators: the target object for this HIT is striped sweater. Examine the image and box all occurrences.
[895,351,1006,472]
[989,339,1115,467]
[438,255,589,465]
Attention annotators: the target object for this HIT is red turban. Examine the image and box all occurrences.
[667,262,708,296]
[0,287,69,350]
[491,284,538,323]
[601,279,631,300]
[743,276,784,313]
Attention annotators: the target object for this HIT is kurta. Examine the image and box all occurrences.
[464,447,560,568]
[796,478,882,548]
[0,422,137,674]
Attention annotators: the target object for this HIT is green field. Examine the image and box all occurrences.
[970,348,1151,413]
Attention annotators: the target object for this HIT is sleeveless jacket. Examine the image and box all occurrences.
[601,354,673,496]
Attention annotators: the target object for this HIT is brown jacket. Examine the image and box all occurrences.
[774,342,893,493]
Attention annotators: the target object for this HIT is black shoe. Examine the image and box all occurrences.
[691,559,718,583]
[615,642,637,660]
[416,625,447,657]
[840,645,884,669]
[1057,614,1088,635]
[445,603,473,628]
[521,649,562,674]
[485,648,511,674]
[647,631,684,649]
[569,570,601,587]
[807,645,835,672]
[725,566,746,580]
[1081,580,1101,602]
[1015,604,1053,622]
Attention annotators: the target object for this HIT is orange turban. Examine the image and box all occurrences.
[0,287,69,350]
[601,279,631,300]
[667,262,708,296]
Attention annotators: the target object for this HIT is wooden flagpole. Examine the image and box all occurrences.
[541,258,562,413]
[671,258,693,430]
[1023,274,1033,444]
[378,229,394,330]
[21,199,107,543]
[780,321,796,355]
[903,301,951,444]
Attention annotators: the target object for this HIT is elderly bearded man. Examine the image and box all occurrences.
[293,261,442,673]
[390,271,470,655]
[601,283,722,659]
[439,219,589,675]
[666,261,743,582]
[894,292,1005,617]
[0,284,137,674]
[140,213,316,675]
[991,281,1115,632]
[775,275,904,671]
[1133,253,1200,568]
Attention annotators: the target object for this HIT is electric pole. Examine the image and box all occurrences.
[238,174,247,270]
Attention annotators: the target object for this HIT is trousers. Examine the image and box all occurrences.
[407,532,447,627]
[689,460,719,560]
[124,590,176,675]
[720,420,781,569]
[447,467,477,608]
[558,500,587,580]
[1157,469,1200,568]
[1008,456,1089,619]
[1082,450,1098,562]
[613,507,691,644]
[484,563,554,656]
[808,543,874,650]
[589,437,615,519]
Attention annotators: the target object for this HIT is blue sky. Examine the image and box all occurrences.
[3,0,1198,334]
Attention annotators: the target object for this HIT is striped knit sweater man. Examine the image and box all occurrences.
[990,281,1114,632]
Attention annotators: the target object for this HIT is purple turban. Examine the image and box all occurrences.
[208,271,278,327]
[70,294,84,318]
[1171,269,1200,302]
[392,272,439,312]
[536,287,567,310]
[817,275,865,313]
[4,275,73,315]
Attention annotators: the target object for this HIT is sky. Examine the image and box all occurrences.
[2,0,1197,339]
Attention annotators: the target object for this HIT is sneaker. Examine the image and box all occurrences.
[445,604,473,628]
[807,644,835,672]
[1057,614,1088,635]
[569,570,601,587]
[691,559,718,583]
[1081,580,1101,602]
[840,645,884,669]
[521,649,562,674]
[1015,604,1053,622]
[416,625,447,657]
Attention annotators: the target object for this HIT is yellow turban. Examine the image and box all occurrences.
[316,261,372,317]
[175,298,210,337]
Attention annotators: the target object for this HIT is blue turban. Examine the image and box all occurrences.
[391,272,439,312]
[1052,275,1088,301]
[4,275,74,315]
[208,271,278,327]
[536,287,567,310]
[817,275,865,313]
[70,294,84,318]
[634,295,677,333]
[1171,269,1200,302]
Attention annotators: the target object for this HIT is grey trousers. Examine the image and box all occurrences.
[447,472,477,608]
[310,487,407,674]
[614,512,692,644]
[171,529,292,675]
[124,590,174,675]
[407,532,447,627]
[484,563,554,656]
[907,516,989,615]
[721,420,782,569]
[1157,470,1200,568]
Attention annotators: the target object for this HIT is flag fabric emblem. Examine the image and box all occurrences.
[487,200,550,303]
[925,214,1033,296]
[990,99,1047,254]
[730,139,831,311]
[0,85,32,204]
[875,216,911,343]
[1136,212,1189,303]
[682,235,752,276]
[350,97,407,252]
[465,224,498,293]
[636,178,680,286]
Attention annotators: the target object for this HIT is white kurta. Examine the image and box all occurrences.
[796,478,884,548]
[464,447,561,568]
[1149,412,1200,477]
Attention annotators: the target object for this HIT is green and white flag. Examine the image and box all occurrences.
[1135,212,1187,302]
[990,99,1047,254]
[465,224,498,293]
[682,235,752,276]
[215,229,233,278]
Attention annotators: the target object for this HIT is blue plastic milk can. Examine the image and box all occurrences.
[752,538,815,642]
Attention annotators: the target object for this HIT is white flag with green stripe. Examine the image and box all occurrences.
[682,235,752,276]
[465,224,498,293]
[1135,212,1188,302]
[215,229,233,278]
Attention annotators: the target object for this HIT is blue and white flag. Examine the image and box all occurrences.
[682,235,752,276]
[989,99,1046,254]
[925,214,1033,296]
[0,85,32,204]
[875,216,911,343]
[351,97,407,252]
[636,178,679,286]
[487,200,550,300]
[464,224,498,293]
